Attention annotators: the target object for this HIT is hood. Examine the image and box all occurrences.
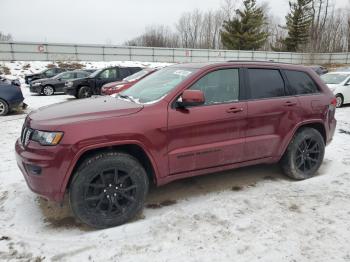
[27,96,143,127]
[326,84,341,90]
[31,78,50,84]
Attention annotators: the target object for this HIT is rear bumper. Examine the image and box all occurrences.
[8,98,24,110]
[15,139,73,202]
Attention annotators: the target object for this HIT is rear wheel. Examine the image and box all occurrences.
[69,152,149,229]
[77,86,92,99]
[0,99,9,116]
[280,128,325,180]
[335,94,343,108]
[42,85,55,96]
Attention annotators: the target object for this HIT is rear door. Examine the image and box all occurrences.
[244,68,302,160]
[56,72,75,91]
[167,68,247,174]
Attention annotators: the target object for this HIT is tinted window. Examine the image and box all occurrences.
[60,72,75,80]
[285,70,319,95]
[190,69,239,105]
[248,69,285,99]
[77,72,89,78]
[119,68,131,79]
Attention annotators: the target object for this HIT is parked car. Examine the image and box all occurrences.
[25,68,66,84]
[30,70,91,96]
[16,62,337,228]
[321,71,350,107]
[335,67,350,72]
[64,66,142,99]
[101,68,157,95]
[308,65,328,75]
[0,77,24,116]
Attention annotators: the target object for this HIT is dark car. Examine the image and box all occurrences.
[30,70,91,96]
[16,61,337,228]
[309,65,328,75]
[64,66,142,99]
[101,68,157,96]
[0,77,24,116]
[25,68,66,84]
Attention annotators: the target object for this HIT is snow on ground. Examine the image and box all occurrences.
[1,62,350,261]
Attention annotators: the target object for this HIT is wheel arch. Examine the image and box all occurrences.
[62,142,158,194]
[279,121,327,159]
[42,84,55,92]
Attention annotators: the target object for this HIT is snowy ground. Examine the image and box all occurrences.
[1,62,350,261]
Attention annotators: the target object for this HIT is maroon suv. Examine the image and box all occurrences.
[15,62,337,228]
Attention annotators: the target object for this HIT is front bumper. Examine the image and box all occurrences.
[29,84,42,94]
[15,139,73,202]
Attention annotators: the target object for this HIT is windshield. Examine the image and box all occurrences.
[121,67,197,104]
[321,74,350,84]
[123,69,153,82]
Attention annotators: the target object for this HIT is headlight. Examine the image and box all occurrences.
[31,130,64,146]
[33,82,42,86]
[66,81,73,88]
[330,88,336,92]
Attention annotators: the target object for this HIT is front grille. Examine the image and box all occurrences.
[21,127,33,147]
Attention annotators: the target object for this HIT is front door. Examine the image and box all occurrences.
[167,68,247,174]
[95,68,118,92]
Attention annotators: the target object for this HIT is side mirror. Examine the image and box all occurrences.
[345,82,350,86]
[57,78,62,81]
[177,90,205,107]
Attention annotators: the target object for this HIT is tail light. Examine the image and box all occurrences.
[330,97,337,107]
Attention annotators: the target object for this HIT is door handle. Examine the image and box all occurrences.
[226,107,243,113]
[284,101,297,107]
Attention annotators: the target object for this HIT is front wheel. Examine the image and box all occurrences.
[77,86,92,99]
[280,128,325,180]
[69,152,149,229]
[42,85,55,96]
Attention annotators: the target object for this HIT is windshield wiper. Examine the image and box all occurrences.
[118,94,135,103]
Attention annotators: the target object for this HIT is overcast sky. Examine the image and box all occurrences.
[0,0,348,45]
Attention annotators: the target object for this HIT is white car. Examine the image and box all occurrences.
[321,72,350,107]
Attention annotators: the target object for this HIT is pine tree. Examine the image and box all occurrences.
[220,0,268,50]
[283,0,313,52]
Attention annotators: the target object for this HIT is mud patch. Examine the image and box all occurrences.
[263,176,278,181]
[339,129,350,135]
[0,236,10,241]
[289,203,301,213]
[146,199,177,209]
[232,186,243,191]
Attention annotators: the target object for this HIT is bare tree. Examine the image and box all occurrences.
[0,31,13,42]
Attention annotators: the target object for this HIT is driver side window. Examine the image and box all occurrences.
[190,69,239,105]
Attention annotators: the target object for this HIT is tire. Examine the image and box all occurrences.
[77,86,92,99]
[0,99,9,116]
[69,152,149,229]
[335,94,343,108]
[280,128,325,180]
[42,85,55,96]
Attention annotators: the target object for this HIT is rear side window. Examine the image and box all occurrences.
[190,69,240,105]
[119,68,131,79]
[285,70,319,95]
[247,69,285,99]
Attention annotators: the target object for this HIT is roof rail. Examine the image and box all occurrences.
[227,60,296,65]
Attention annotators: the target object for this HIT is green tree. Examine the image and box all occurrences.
[283,0,313,52]
[220,0,268,50]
